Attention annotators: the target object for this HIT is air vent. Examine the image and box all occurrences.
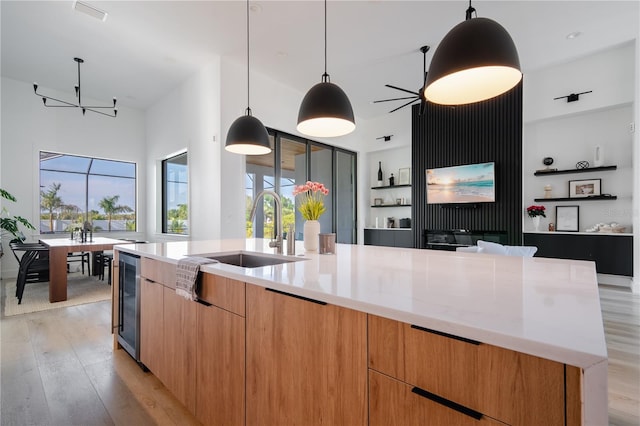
[73,1,108,22]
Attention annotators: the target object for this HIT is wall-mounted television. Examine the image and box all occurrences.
[426,162,495,204]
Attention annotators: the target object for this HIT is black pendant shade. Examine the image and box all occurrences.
[225,114,271,155]
[424,16,522,105]
[224,0,271,155]
[297,0,355,138]
[297,77,355,138]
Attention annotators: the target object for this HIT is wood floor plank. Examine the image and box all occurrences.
[599,285,640,426]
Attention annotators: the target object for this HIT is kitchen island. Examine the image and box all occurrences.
[113,238,608,426]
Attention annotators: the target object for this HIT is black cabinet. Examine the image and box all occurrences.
[523,233,633,276]
[364,229,414,248]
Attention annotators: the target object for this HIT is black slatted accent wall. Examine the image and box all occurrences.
[411,83,523,247]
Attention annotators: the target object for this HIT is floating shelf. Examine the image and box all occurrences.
[371,204,412,208]
[533,195,617,202]
[371,184,411,190]
[533,165,617,176]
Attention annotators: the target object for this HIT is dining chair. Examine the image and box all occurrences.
[94,251,113,284]
[10,241,50,304]
[67,251,91,275]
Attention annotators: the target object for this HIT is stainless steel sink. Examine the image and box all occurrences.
[202,252,300,268]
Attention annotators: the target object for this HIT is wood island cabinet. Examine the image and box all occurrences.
[245,284,368,426]
[369,370,505,426]
[139,277,164,377]
[139,258,196,413]
[368,314,577,426]
[162,286,197,413]
[195,273,245,425]
[131,253,586,426]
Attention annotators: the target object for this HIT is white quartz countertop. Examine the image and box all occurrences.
[116,238,608,369]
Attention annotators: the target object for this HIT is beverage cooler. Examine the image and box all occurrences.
[116,251,141,363]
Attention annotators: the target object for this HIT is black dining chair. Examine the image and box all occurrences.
[94,251,113,285]
[10,241,50,304]
[67,251,91,275]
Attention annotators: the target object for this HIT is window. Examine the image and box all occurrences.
[39,151,136,233]
[245,129,357,244]
[162,152,188,234]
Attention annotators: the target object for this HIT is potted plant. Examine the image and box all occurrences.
[1,188,36,257]
[526,204,546,232]
[292,181,329,252]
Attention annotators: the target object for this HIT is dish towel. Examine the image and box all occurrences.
[175,256,218,301]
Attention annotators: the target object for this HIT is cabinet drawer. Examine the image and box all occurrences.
[369,370,505,426]
[368,315,566,425]
[141,257,177,286]
[200,273,245,317]
[369,315,481,411]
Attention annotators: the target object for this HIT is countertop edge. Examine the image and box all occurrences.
[114,242,608,369]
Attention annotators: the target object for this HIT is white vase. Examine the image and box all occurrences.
[532,216,541,231]
[303,220,320,252]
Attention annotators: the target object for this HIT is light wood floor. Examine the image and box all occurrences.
[1,286,638,425]
[600,285,640,426]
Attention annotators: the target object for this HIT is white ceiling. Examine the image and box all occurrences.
[2,1,638,120]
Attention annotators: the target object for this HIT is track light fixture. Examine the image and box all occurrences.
[424,0,522,105]
[33,57,117,117]
[225,0,271,155]
[297,0,355,138]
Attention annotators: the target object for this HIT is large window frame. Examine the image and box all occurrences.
[39,151,137,234]
[245,129,358,244]
[162,151,189,235]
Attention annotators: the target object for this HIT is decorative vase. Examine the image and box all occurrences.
[303,220,320,252]
[532,216,541,231]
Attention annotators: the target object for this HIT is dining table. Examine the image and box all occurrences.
[39,237,129,303]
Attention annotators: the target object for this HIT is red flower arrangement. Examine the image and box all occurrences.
[526,205,546,218]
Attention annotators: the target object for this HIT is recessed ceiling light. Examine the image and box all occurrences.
[566,31,582,40]
[73,1,108,22]
[276,51,288,58]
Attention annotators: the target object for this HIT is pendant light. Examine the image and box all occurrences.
[297,0,355,138]
[225,0,271,155]
[424,0,522,106]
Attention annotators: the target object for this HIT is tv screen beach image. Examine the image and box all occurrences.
[426,163,495,204]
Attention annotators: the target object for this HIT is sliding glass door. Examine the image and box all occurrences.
[245,129,357,244]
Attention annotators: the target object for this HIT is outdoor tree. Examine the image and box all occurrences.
[99,195,133,231]
[40,182,62,233]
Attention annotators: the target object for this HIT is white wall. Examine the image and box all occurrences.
[145,60,221,242]
[523,42,636,288]
[523,105,633,230]
[0,77,146,278]
[524,42,635,123]
[358,109,413,236]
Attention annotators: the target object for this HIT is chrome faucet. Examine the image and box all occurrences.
[249,190,283,254]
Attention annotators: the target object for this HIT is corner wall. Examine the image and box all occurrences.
[145,60,222,242]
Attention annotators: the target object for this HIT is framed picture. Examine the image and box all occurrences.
[374,198,383,206]
[569,178,601,198]
[398,167,411,185]
[556,205,579,232]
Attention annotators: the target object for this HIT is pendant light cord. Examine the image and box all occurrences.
[246,0,252,116]
[322,0,330,83]
[465,0,476,20]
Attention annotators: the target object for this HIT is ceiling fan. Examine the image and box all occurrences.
[374,45,430,115]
